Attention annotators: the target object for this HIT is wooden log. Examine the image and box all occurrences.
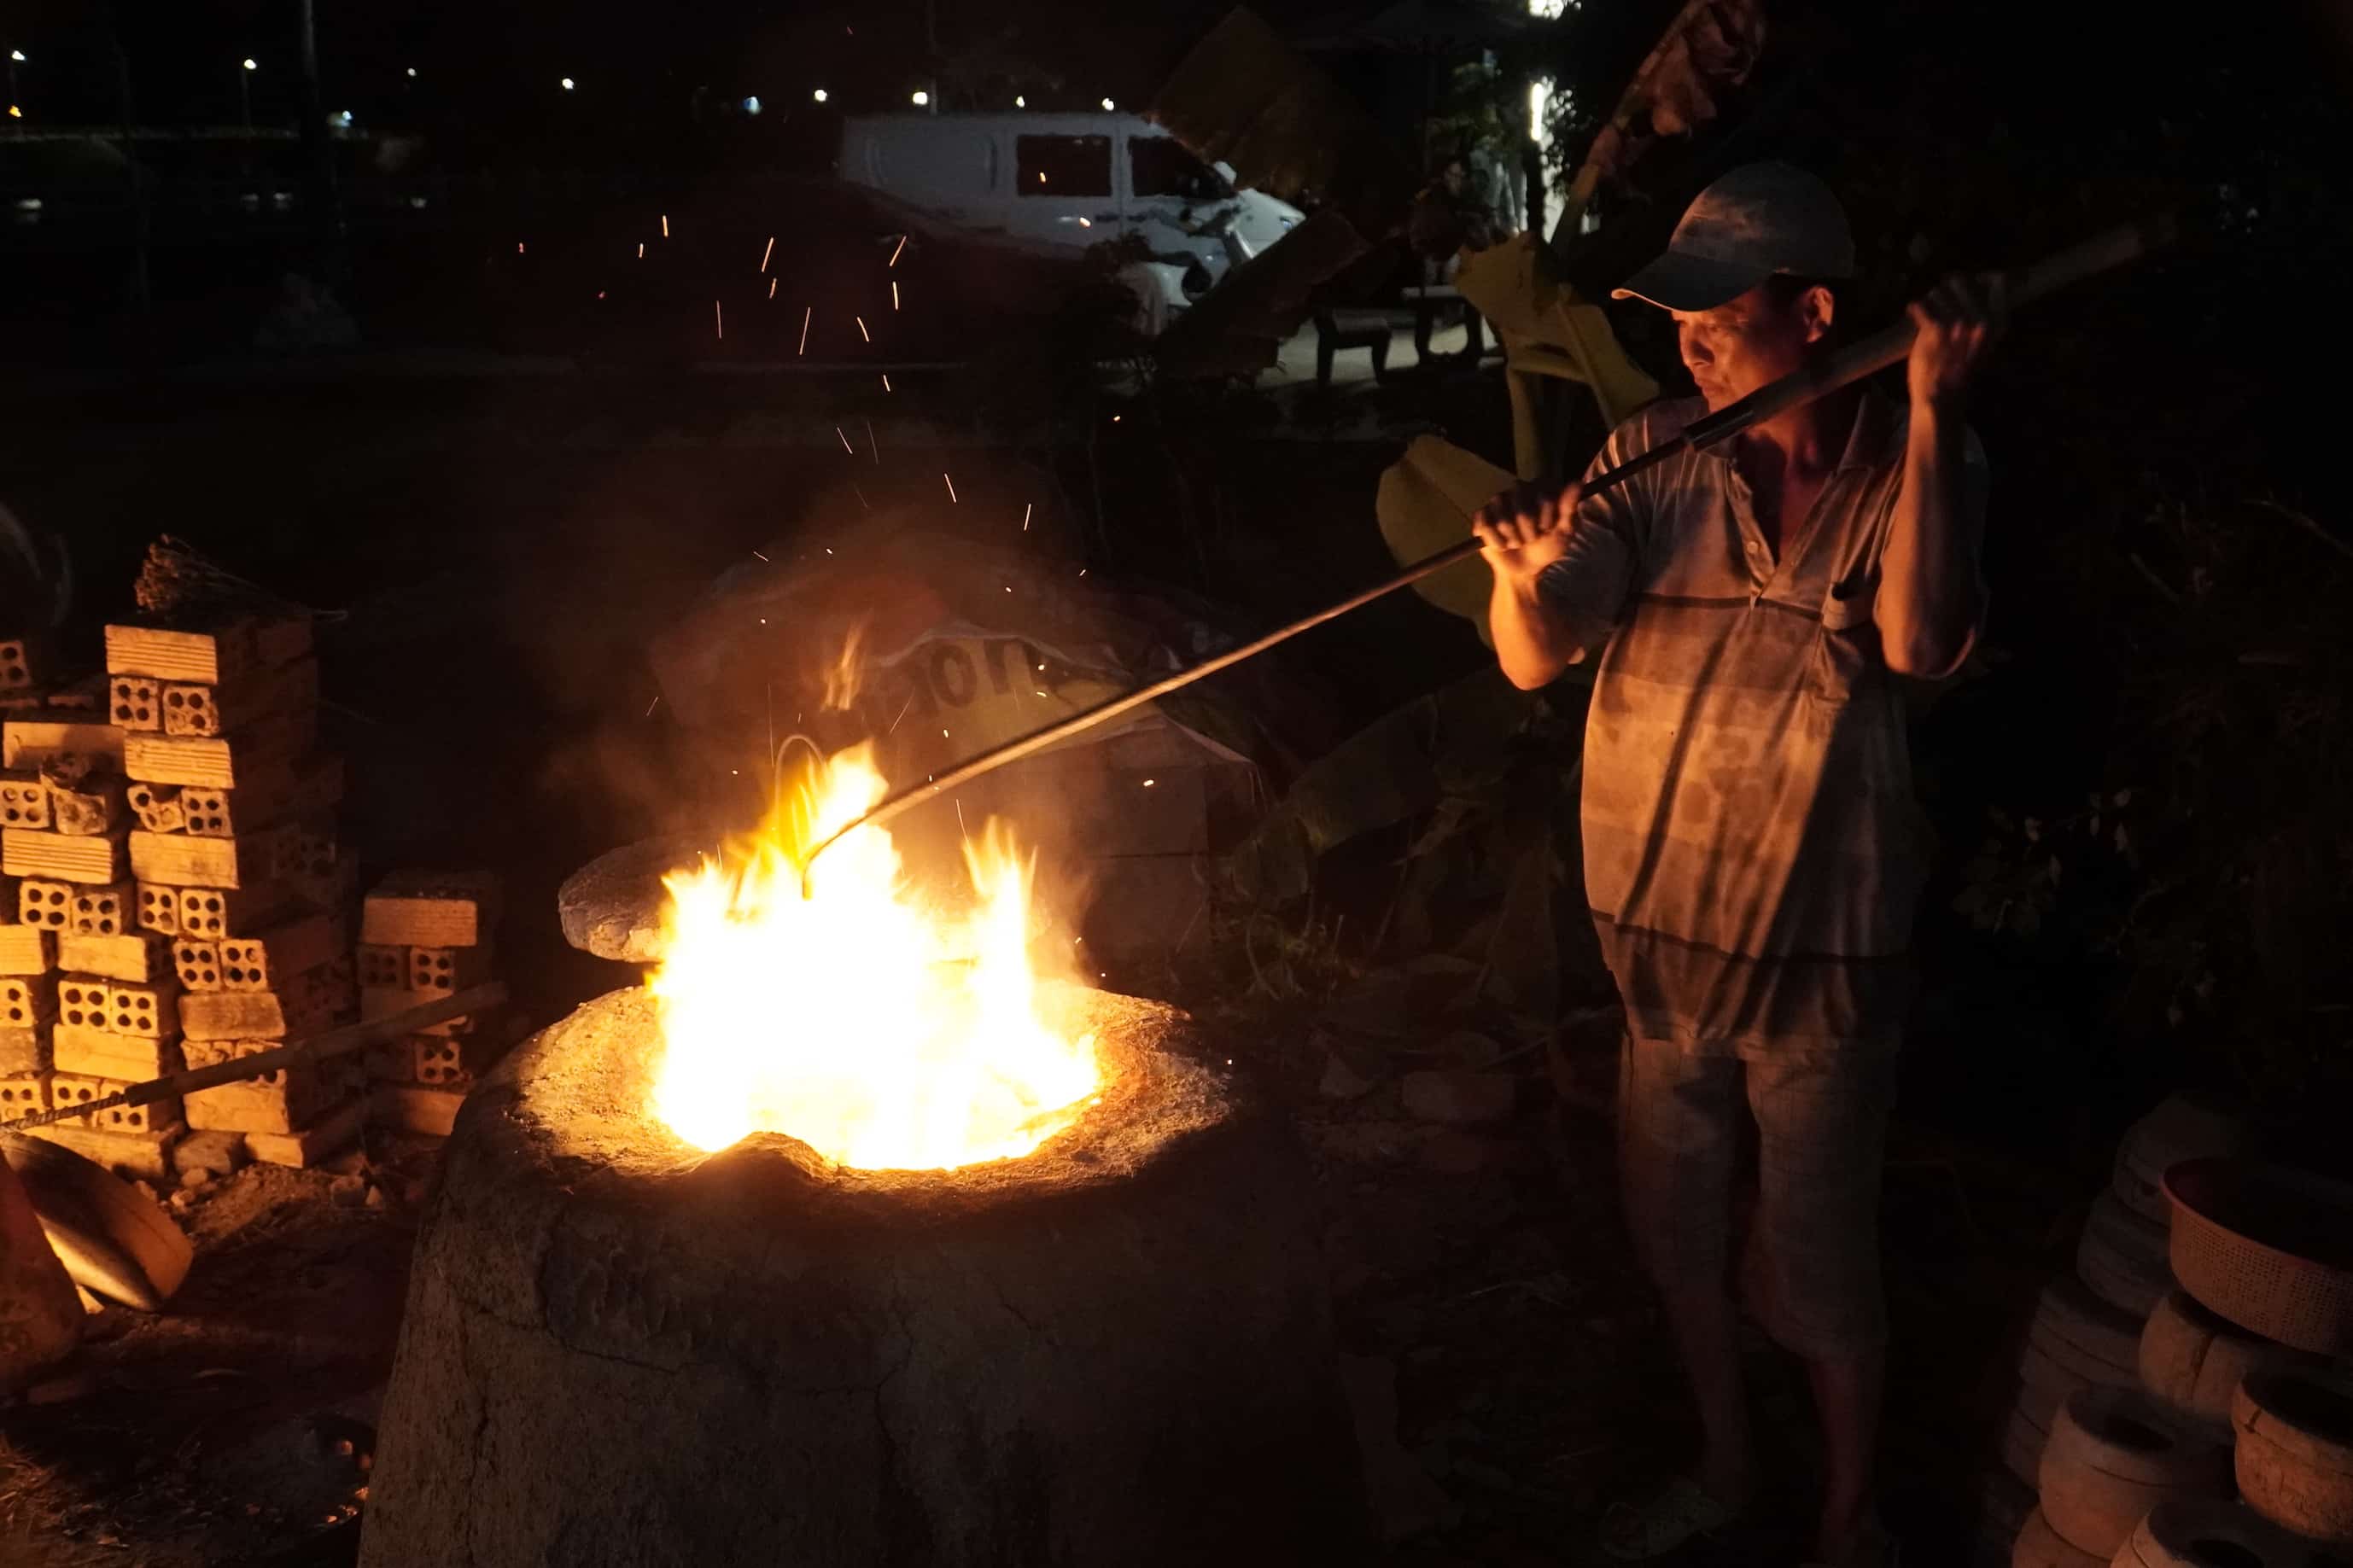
[361,871,501,948]
[120,710,315,789]
[3,828,129,885]
[66,880,134,937]
[126,781,184,833]
[102,623,256,685]
[243,1095,363,1169]
[357,986,1360,1568]
[134,883,179,936]
[371,1084,466,1137]
[0,769,50,830]
[46,772,126,837]
[0,1026,50,1075]
[219,912,342,994]
[0,975,56,1029]
[2,720,126,773]
[129,822,301,890]
[52,1024,179,1081]
[0,925,54,976]
[56,931,172,985]
[49,1073,179,1134]
[161,658,319,739]
[108,675,163,732]
[21,1119,182,1183]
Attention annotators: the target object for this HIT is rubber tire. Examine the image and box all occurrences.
[2002,1400,2052,1489]
[2078,1188,2174,1317]
[2113,1096,2244,1224]
[2029,1274,2146,1386]
[2233,1364,2353,1546]
[2118,1495,2338,1567]
[2140,1287,2288,1437]
[2037,1385,2229,1558]
[2011,1506,2104,1568]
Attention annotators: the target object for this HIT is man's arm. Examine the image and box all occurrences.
[1474,480,1585,690]
[1878,274,2005,679]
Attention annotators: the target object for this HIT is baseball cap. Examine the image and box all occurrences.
[1612,161,1856,312]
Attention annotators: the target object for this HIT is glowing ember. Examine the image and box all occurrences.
[648,744,1100,1169]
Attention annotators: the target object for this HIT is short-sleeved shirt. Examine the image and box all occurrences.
[1538,390,1987,1058]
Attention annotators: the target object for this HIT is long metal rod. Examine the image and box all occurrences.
[0,981,507,1133]
[802,213,2179,881]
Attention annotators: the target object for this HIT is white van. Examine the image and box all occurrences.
[838,112,1303,329]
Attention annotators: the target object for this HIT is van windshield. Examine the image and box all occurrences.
[1130,138,1227,201]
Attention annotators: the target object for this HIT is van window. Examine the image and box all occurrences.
[1130,137,1224,201]
[867,127,996,199]
[1017,135,1112,198]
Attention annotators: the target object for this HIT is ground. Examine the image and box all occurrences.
[0,326,2088,1565]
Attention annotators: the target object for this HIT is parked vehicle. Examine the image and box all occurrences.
[838,112,1302,331]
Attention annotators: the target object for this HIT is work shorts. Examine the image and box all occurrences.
[1616,1033,1898,1361]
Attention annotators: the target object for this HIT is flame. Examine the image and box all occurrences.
[647,743,1099,1169]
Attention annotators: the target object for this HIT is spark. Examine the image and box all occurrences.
[942,728,949,739]
[1141,778,1156,788]
[517,242,526,254]
[638,242,645,259]
[715,300,723,339]
[646,695,662,716]
[837,426,855,454]
[891,280,900,311]
[768,278,778,299]
[1078,568,1088,577]
[1022,502,1032,531]
[865,418,878,462]
[888,694,914,732]
[798,306,810,354]
[760,235,774,271]
[853,484,869,510]
[888,234,908,266]
[752,550,769,562]
[661,213,669,237]
[1036,690,1047,697]
[1004,586,1012,592]
[855,316,870,342]
[882,373,890,392]
[943,473,958,503]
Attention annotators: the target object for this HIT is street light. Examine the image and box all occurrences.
[910,90,928,106]
[812,88,827,102]
[1101,97,1114,111]
[406,67,417,79]
[1014,95,1025,108]
[239,57,257,131]
[560,76,575,91]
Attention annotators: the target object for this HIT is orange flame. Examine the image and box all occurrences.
[647,743,1099,1169]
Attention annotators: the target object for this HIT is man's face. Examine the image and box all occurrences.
[1441,162,1467,196]
[1668,283,1830,411]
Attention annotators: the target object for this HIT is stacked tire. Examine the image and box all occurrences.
[2000,1098,2247,1565]
[2113,1496,2347,1567]
[2232,1365,2353,1548]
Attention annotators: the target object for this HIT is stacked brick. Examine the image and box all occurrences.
[15,615,365,1173]
[357,872,500,1139]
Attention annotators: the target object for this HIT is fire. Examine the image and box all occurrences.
[647,743,1100,1169]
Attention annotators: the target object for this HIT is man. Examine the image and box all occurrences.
[1469,161,2001,1567]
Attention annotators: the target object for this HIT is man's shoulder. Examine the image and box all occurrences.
[1610,396,1708,456]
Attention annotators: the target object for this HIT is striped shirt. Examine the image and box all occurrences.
[1538,390,1987,1058]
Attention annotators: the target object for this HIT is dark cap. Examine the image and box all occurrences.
[1613,161,1856,312]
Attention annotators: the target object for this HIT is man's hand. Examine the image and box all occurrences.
[1471,480,1584,582]
[1906,272,2007,412]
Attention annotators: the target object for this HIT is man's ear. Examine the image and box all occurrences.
[1803,283,1836,346]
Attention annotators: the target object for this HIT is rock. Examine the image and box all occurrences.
[178,1167,212,1191]
[130,1180,159,1205]
[364,1186,387,1210]
[558,836,701,964]
[168,1188,197,1212]
[1401,1070,1516,1127]
[1317,1046,1380,1100]
[171,1130,248,1178]
[327,1175,367,1207]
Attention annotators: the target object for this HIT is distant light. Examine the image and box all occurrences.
[335,109,353,126]
[406,67,417,79]
[8,50,25,63]
[1101,97,1115,111]
[4,107,16,119]
[812,88,827,102]
[743,95,762,114]
[559,76,575,90]
[910,90,928,106]
[242,57,258,71]
[1014,95,1025,108]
